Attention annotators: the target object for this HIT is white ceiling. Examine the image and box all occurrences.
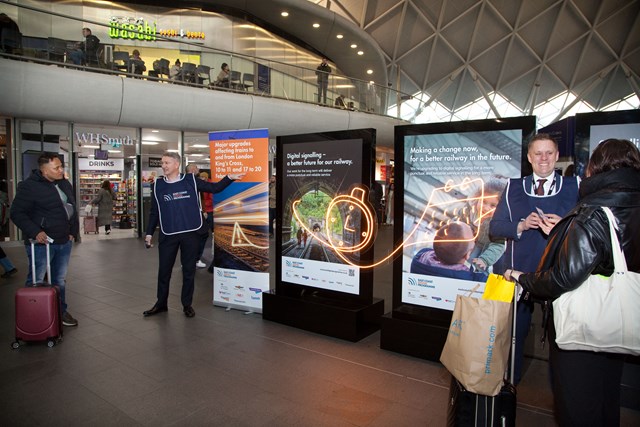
[189,0,639,122]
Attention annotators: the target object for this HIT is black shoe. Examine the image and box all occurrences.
[143,305,168,317]
[183,306,195,318]
[2,268,17,278]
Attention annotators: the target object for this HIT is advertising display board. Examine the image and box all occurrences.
[276,129,376,302]
[574,110,640,177]
[381,117,535,360]
[210,129,269,313]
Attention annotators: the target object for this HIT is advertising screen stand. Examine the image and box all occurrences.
[381,117,535,361]
[263,129,384,342]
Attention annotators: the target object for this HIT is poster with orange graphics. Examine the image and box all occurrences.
[209,129,269,313]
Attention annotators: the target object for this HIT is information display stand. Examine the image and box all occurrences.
[264,129,382,342]
[381,117,535,361]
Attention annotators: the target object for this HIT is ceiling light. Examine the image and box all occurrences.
[281,11,289,17]
[151,130,159,133]
[357,51,364,55]
[336,34,343,39]
[142,141,159,145]
[83,145,100,149]
[166,149,179,152]
[188,154,204,157]
[370,81,375,84]
[191,144,208,148]
[108,150,121,153]
[366,69,373,75]
[350,44,357,49]
[313,23,320,28]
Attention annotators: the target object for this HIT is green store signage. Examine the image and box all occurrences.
[109,16,205,41]
[109,17,157,41]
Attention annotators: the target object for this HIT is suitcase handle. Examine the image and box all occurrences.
[29,239,51,285]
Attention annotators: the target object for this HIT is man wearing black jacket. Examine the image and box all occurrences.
[11,153,79,327]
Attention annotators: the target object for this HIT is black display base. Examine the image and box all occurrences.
[380,310,449,362]
[262,290,384,342]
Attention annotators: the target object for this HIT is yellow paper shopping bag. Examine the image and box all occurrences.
[482,273,515,302]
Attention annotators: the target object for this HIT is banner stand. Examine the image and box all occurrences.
[263,290,384,342]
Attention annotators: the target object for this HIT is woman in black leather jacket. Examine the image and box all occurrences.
[506,138,640,426]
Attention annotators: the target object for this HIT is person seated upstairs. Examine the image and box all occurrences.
[128,49,146,75]
[69,27,100,65]
[335,94,347,109]
[214,62,230,88]
[410,221,488,282]
[169,59,182,80]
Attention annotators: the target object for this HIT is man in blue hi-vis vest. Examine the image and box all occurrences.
[143,151,244,318]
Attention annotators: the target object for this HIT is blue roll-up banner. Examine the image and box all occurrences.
[209,129,269,313]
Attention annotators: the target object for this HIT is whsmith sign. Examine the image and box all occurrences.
[75,132,136,149]
[109,16,205,41]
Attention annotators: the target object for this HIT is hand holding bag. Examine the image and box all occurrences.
[553,206,640,355]
[440,285,513,396]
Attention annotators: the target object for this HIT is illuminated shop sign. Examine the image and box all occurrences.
[109,16,205,41]
[75,132,136,149]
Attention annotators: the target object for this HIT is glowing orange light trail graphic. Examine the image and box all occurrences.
[291,177,495,269]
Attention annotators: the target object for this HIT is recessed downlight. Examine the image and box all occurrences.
[313,23,320,28]
[350,44,357,49]
[366,69,373,75]
[336,34,343,39]
[357,51,364,55]
[281,11,289,17]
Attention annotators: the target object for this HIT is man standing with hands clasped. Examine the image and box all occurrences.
[489,133,579,384]
[143,152,244,318]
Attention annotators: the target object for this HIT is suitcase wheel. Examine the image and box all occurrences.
[11,340,20,349]
[47,339,56,348]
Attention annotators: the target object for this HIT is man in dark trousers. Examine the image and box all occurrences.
[315,57,331,104]
[69,27,100,65]
[489,133,579,384]
[143,152,243,318]
[11,153,79,327]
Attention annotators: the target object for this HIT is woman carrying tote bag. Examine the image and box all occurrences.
[506,138,640,426]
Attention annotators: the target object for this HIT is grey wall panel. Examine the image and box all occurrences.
[0,59,123,124]
[117,81,254,131]
[0,59,404,147]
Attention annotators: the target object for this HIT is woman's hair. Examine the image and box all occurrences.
[221,62,228,70]
[101,180,111,190]
[586,138,640,177]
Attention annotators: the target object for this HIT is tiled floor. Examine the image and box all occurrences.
[0,228,638,426]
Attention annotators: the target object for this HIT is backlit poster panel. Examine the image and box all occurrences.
[400,128,526,311]
[210,129,269,312]
[280,138,365,295]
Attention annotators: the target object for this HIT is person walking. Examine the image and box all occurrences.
[268,175,276,237]
[10,153,79,327]
[90,180,115,234]
[143,152,243,318]
[489,133,579,384]
[186,163,207,268]
[506,138,640,426]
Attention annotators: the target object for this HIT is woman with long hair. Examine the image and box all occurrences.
[506,139,640,426]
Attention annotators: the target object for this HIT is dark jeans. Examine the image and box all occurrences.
[317,81,328,103]
[155,231,200,307]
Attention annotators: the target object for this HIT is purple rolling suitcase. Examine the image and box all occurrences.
[12,242,63,349]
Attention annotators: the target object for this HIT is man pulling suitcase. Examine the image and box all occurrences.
[10,152,79,327]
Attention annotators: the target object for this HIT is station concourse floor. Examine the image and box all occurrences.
[0,227,638,426]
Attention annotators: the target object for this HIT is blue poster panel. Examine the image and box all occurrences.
[396,118,535,312]
[209,129,269,313]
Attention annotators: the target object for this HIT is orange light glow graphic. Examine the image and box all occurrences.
[290,177,498,269]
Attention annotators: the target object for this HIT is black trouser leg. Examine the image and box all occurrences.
[178,232,200,307]
[156,233,180,306]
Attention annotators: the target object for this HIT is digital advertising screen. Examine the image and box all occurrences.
[394,117,536,312]
[574,110,640,177]
[277,129,375,300]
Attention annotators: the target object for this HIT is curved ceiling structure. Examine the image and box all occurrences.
[175,0,639,125]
